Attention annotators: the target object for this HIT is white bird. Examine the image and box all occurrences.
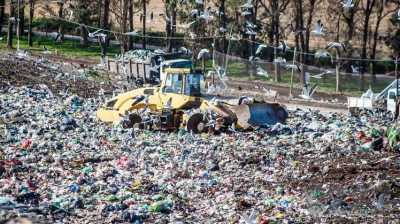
[290,23,305,35]
[42,46,51,54]
[246,28,257,35]
[147,11,155,23]
[239,0,253,8]
[220,27,227,33]
[314,51,330,59]
[351,65,359,73]
[137,12,145,22]
[200,7,213,20]
[246,20,257,29]
[164,97,174,109]
[230,36,239,41]
[340,0,354,8]
[82,25,106,38]
[255,44,267,54]
[117,62,130,77]
[262,84,271,92]
[189,9,201,17]
[256,65,268,78]
[326,42,347,53]
[215,10,224,19]
[50,32,63,42]
[310,70,333,79]
[181,47,191,58]
[174,21,197,29]
[149,65,160,73]
[52,1,74,21]
[398,9,400,21]
[195,0,204,4]
[125,29,141,36]
[273,57,286,63]
[278,41,290,53]
[331,97,338,103]
[238,207,258,224]
[159,13,173,30]
[241,11,252,16]
[189,32,197,39]
[311,19,324,35]
[285,64,301,73]
[98,54,106,67]
[299,83,318,100]
[197,49,209,60]
[9,17,20,24]
[17,50,30,59]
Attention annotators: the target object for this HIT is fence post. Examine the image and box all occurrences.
[289,47,297,100]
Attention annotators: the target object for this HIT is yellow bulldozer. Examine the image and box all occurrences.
[97,68,288,133]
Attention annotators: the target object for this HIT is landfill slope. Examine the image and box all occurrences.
[0,54,399,223]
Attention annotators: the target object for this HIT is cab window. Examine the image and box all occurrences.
[184,74,204,97]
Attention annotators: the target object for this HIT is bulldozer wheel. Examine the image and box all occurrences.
[186,113,209,134]
[122,114,143,129]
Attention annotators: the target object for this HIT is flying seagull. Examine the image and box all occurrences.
[351,65,359,73]
[165,97,174,109]
[9,17,20,24]
[314,51,330,59]
[290,23,305,35]
[274,57,286,63]
[137,12,145,22]
[195,0,204,5]
[50,32,63,42]
[285,64,301,73]
[82,25,106,38]
[52,1,75,21]
[174,21,197,29]
[311,19,324,35]
[340,0,354,8]
[310,70,333,79]
[147,12,155,23]
[200,7,213,20]
[326,42,347,53]
[180,47,191,58]
[238,207,258,224]
[239,0,253,8]
[241,11,252,17]
[197,49,209,60]
[398,9,400,21]
[180,0,187,6]
[246,20,257,29]
[125,29,141,36]
[256,44,268,54]
[246,28,257,35]
[149,64,160,73]
[256,65,268,78]
[278,41,290,53]
[42,46,51,54]
[299,83,318,100]
[215,10,224,19]
[159,13,174,31]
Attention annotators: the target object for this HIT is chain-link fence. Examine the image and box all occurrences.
[213,51,397,96]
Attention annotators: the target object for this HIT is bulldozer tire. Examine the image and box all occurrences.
[122,114,143,129]
[186,113,209,134]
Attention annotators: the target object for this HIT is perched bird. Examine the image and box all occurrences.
[98,54,106,67]
[180,47,191,58]
[331,97,338,103]
[285,64,301,73]
[197,49,209,60]
[147,11,155,23]
[326,42,347,53]
[42,46,51,54]
[340,0,354,8]
[239,0,254,8]
[137,12,145,22]
[278,41,290,53]
[311,19,324,36]
[256,65,268,78]
[200,7,213,20]
[299,83,318,100]
[125,29,141,36]
[255,44,267,54]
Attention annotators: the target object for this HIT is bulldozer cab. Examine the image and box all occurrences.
[157,68,205,110]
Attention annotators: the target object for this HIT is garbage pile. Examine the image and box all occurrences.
[1,84,400,223]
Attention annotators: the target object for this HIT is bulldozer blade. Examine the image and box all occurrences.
[233,103,288,129]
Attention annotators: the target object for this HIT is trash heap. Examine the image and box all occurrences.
[1,86,400,223]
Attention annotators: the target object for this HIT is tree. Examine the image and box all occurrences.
[162,0,178,52]
[0,0,5,33]
[17,0,24,38]
[27,0,38,46]
[7,0,16,49]
[102,0,110,47]
[110,0,132,53]
[370,1,399,82]
[134,0,150,49]
[359,0,376,91]
[128,0,134,50]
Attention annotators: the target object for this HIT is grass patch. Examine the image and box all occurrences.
[0,34,121,60]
